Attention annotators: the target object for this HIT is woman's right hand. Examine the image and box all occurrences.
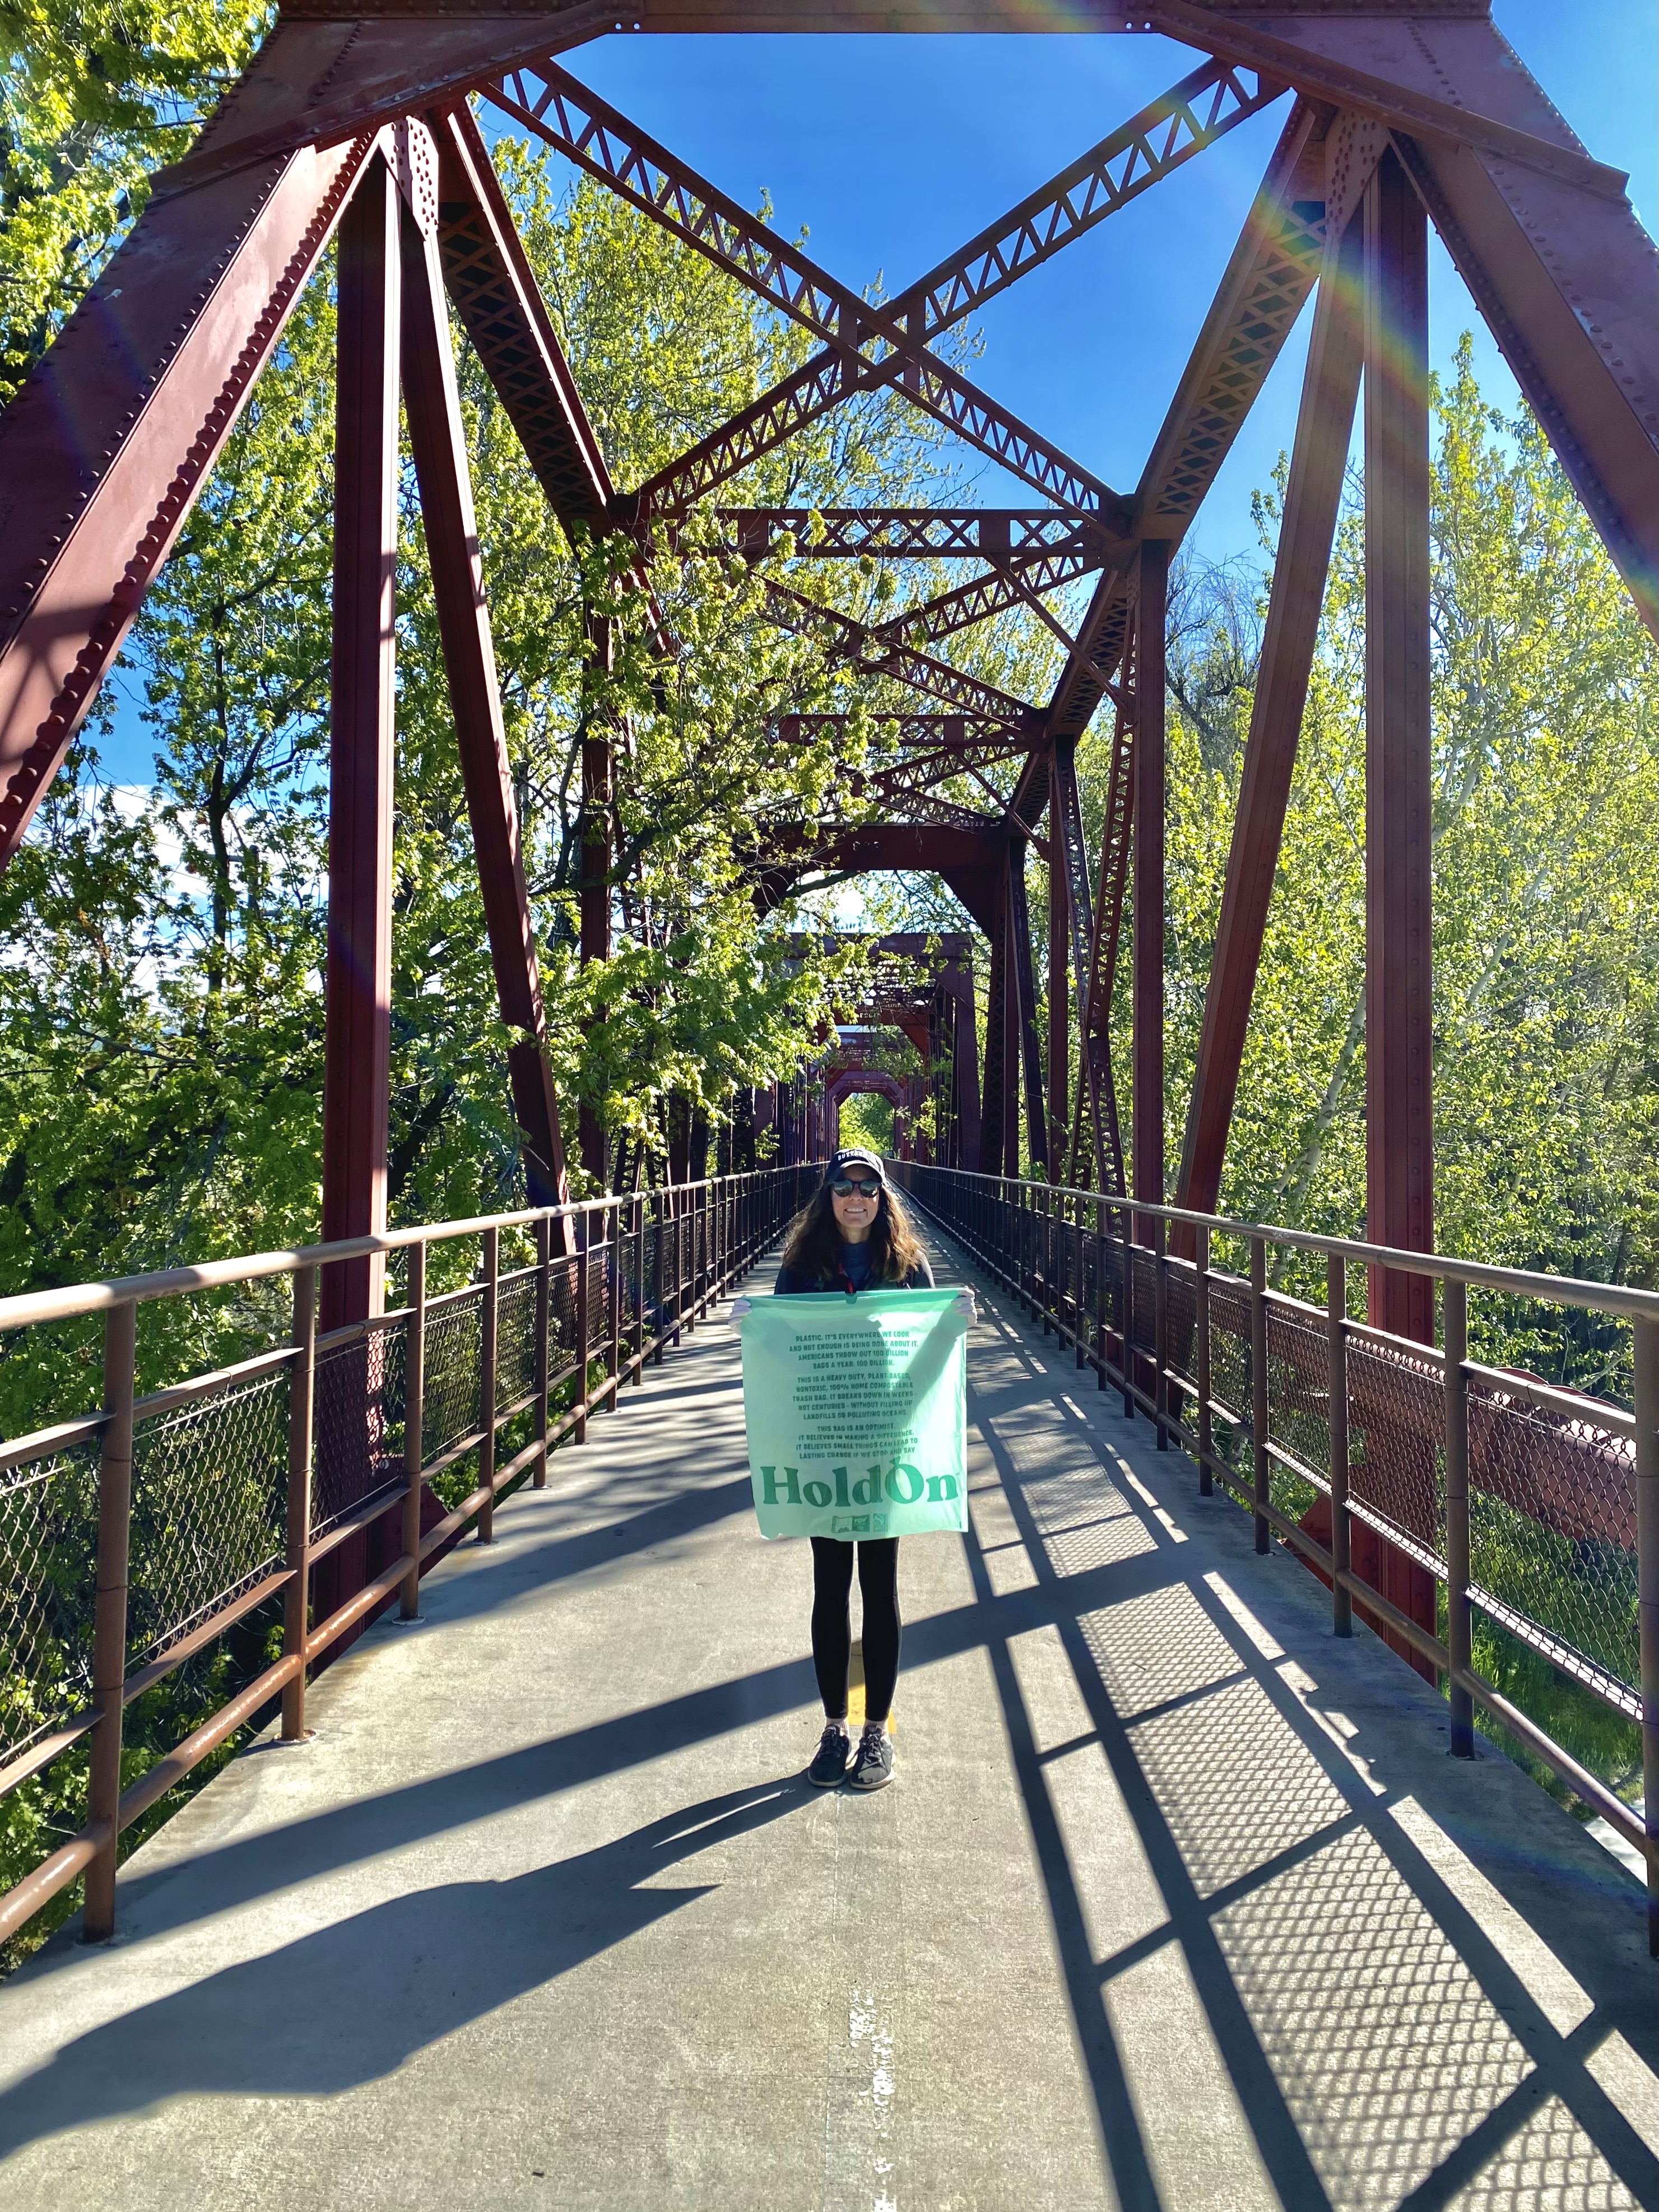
[729,1295,754,1324]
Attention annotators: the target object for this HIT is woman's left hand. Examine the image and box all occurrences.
[952,1289,977,1322]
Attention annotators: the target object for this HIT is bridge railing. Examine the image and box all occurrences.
[0,1162,818,1952]
[891,1161,1658,1945]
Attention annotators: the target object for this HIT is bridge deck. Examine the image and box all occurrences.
[1,1232,1654,2211]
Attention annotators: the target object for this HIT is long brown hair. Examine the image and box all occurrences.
[779,1170,927,1285]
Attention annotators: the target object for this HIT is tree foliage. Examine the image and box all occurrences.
[1071,340,1659,1392]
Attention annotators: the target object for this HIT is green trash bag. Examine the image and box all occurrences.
[740,1289,969,1540]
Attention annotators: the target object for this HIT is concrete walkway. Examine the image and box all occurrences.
[1,1231,1655,2212]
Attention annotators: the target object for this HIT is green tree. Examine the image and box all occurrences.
[0,0,269,400]
[1093,341,1659,1392]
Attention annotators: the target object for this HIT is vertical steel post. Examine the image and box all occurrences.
[401,1242,425,1616]
[1008,851,1048,1179]
[1196,1225,1213,1495]
[401,179,571,1217]
[1094,1202,1109,1390]
[321,156,400,1334]
[652,1188,666,1368]
[1039,1183,1052,1335]
[83,1299,137,1941]
[283,1266,317,1734]
[1251,1234,1269,1555]
[1328,1253,1352,1635]
[1153,1216,1169,1451]
[534,1215,551,1481]
[1363,147,1434,1345]
[628,1192,644,1384]
[1133,540,1168,1250]
[1631,1315,1659,1955]
[607,1199,621,1409]
[1175,208,1366,1224]
[1075,1196,1086,1370]
[579,614,614,1189]
[1048,751,1069,1171]
[576,1231,592,1442]
[1120,1205,1135,1419]
[1444,1276,1474,1756]
[478,1226,499,1541]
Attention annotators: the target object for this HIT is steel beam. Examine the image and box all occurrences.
[1047,750,1070,1170]
[1175,203,1367,1228]
[321,158,401,1333]
[579,614,615,1185]
[1078,701,1132,1196]
[1007,847,1048,1178]
[489,63,1121,522]
[1052,736,1110,1187]
[722,510,1111,561]
[1151,2,1631,201]
[587,54,1280,519]
[953,983,983,1173]
[1164,4,1658,637]
[1132,545,1168,1232]
[815,824,1003,877]
[430,104,612,529]
[872,549,1098,650]
[1136,103,1325,539]
[761,580,1035,730]
[399,141,571,1218]
[980,858,1011,1178]
[776,712,1021,755]
[147,9,621,194]
[0,136,374,867]
[1363,149,1434,1344]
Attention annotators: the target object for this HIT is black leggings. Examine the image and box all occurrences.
[810,1537,901,1727]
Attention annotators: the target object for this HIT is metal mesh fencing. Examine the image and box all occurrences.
[0,1443,99,1763]
[1346,1335,1446,1568]
[548,1257,578,1380]
[588,1246,612,1369]
[1468,1380,1639,1708]
[495,1271,538,1410]
[1265,1299,1330,1522]
[421,1290,481,1462]
[313,1318,407,1535]
[127,1373,288,1664]
[1207,1276,1252,1437]
[1164,1262,1198,1421]
[1128,1245,1158,1358]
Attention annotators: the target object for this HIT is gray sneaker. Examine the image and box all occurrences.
[808,1724,851,1787]
[848,1725,894,1792]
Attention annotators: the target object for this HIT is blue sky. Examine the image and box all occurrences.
[95,3,1655,780]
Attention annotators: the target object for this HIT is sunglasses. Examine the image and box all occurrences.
[830,1177,882,1198]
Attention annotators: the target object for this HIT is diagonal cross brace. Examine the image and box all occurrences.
[482,60,1124,519]
[761,580,1038,733]
[872,549,1098,651]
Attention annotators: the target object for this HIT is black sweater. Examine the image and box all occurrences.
[774,1240,935,1295]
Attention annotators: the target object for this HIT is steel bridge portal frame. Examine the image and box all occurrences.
[0,2,1653,1656]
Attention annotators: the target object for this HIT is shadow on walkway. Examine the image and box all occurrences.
[3,1239,1654,2211]
[0,1781,812,2160]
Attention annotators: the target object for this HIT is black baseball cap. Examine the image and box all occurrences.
[825,1147,885,1184]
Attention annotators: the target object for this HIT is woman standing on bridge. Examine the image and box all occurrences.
[733,1148,973,1795]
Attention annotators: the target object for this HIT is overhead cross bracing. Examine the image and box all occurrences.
[0,2,1653,1667]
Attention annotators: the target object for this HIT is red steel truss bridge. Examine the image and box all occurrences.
[0,1,1651,1335]
[0,0,1656,2041]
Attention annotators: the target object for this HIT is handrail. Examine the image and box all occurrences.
[0,1160,821,1952]
[908,1166,1659,1326]
[0,1169,781,1333]
[890,1157,1658,1951]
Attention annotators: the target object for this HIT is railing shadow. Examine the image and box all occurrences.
[960,1291,1657,2212]
[0,1780,812,2161]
